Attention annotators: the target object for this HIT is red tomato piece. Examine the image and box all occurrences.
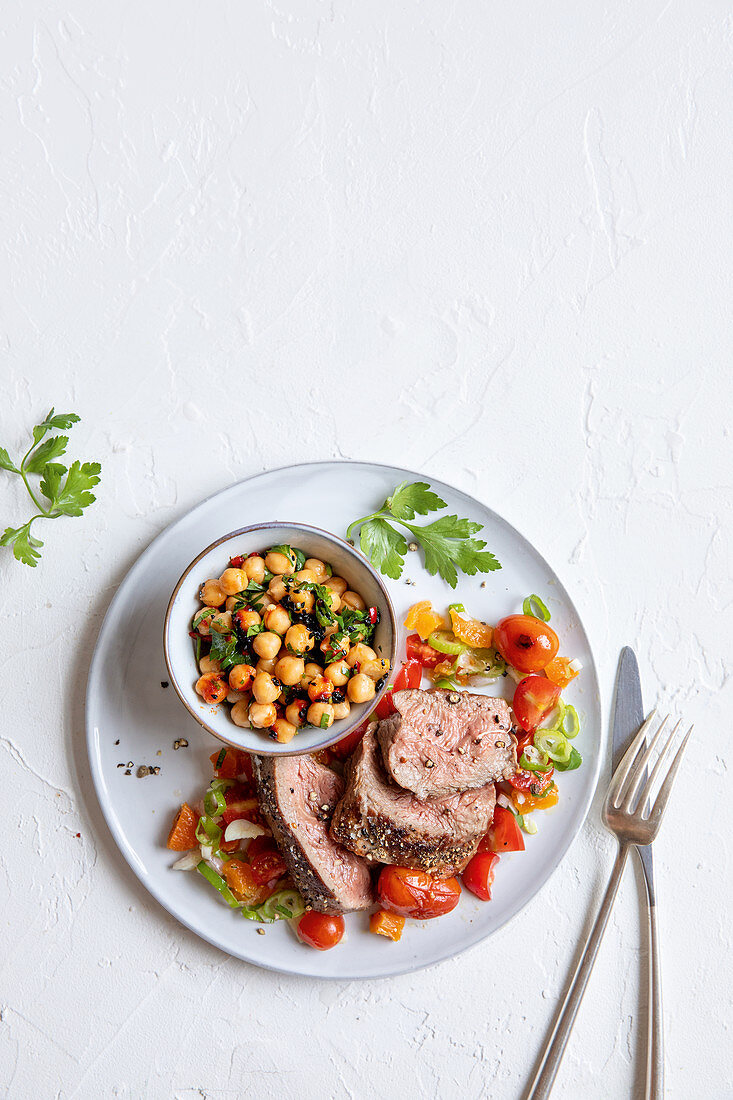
[296,911,345,950]
[229,555,244,568]
[405,634,445,670]
[494,616,559,674]
[512,675,561,732]
[462,851,500,901]
[250,849,287,886]
[507,766,555,797]
[329,717,370,759]
[377,866,462,920]
[210,747,251,780]
[221,785,260,826]
[485,805,525,853]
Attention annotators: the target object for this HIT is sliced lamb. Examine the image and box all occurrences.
[377,688,517,799]
[330,725,496,878]
[253,754,374,914]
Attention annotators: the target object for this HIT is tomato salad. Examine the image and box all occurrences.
[168,593,582,949]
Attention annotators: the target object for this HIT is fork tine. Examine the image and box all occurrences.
[609,709,659,808]
[645,725,694,822]
[635,718,684,815]
[621,717,680,813]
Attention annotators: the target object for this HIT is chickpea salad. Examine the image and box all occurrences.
[169,591,585,952]
[191,544,391,744]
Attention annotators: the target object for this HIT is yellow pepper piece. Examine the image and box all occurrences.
[404,600,445,641]
[449,607,493,649]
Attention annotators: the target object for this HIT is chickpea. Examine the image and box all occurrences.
[199,579,226,607]
[264,604,291,635]
[225,596,242,613]
[346,643,377,669]
[249,701,277,728]
[275,655,305,687]
[308,676,333,703]
[227,689,247,705]
[285,699,308,728]
[304,558,328,581]
[193,608,216,636]
[268,577,288,602]
[230,699,252,727]
[273,718,297,744]
[210,610,232,634]
[325,576,347,597]
[256,656,278,675]
[198,655,222,675]
[252,670,281,704]
[234,608,261,631]
[265,550,295,576]
[307,701,335,729]
[341,590,366,611]
[361,658,391,681]
[229,663,255,692]
[286,624,314,656]
[289,589,314,613]
[324,659,350,686]
[257,593,276,611]
[219,567,247,596]
[300,662,323,688]
[195,672,228,704]
[293,569,316,584]
[332,699,351,721]
[243,555,266,584]
[252,631,282,661]
[347,673,376,704]
[327,592,341,614]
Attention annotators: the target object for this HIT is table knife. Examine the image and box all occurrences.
[613,647,663,1100]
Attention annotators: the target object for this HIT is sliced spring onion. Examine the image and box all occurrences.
[560,704,580,739]
[427,630,467,656]
[534,729,572,765]
[522,594,551,621]
[210,777,237,793]
[320,713,330,729]
[554,746,583,772]
[519,748,553,774]
[215,747,227,770]
[195,815,222,849]
[260,888,306,922]
[196,861,239,907]
[204,788,227,816]
[519,815,539,835]
[195,636,202,665]
[540,699,566,732]
[448,602,466,613]
[496,792,515,812]
[434,677,460,690]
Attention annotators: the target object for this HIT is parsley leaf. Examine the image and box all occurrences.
[387,480,446,521]
[0,409,101,567]
[359,518,407,580]
[347,481,502,588]
[208,632,247,670]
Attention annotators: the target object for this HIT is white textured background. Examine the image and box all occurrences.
[1,2,732,1097]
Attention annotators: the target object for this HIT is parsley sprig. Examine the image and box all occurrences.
[346,480,501,589]
[0,408,101,567]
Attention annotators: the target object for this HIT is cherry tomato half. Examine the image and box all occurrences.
[405,634,445,669]
[494,615,559,673]
[377,866,462,920]
[296,911,345,950]
[462,851,500,901]
[249,846,287,885]
[329,717,370,759]
[484,805,524,853]
[374,659,422,720]
[512,675,561,732]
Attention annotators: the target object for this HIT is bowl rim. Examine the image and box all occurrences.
[163,520,397,757]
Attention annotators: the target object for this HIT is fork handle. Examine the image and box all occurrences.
[526,842,631,1100]
[636,846,664,1100]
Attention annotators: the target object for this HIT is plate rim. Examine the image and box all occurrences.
[85,459,603,980]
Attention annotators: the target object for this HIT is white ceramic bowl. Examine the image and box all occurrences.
[163,522,396,756]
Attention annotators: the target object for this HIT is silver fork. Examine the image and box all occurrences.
[527,710,693,1100]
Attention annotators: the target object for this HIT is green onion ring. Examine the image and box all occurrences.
[522,594,551,622]
[561,704,580,739]
[196,861,239,907]
[204,788,227,816]
[534,729,572,765]
[427,630,467,656]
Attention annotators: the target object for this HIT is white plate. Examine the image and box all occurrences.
[86,461,601,980]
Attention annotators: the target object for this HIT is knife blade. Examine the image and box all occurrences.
[612,646,645,769]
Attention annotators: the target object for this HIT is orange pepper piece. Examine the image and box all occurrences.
[510,785,560,814]
[221,858,261,903]
[369,909,406,941]
[166,803,200,851]
[404,601,445,641]
[449,608,493,649]
[543,656,579,690]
